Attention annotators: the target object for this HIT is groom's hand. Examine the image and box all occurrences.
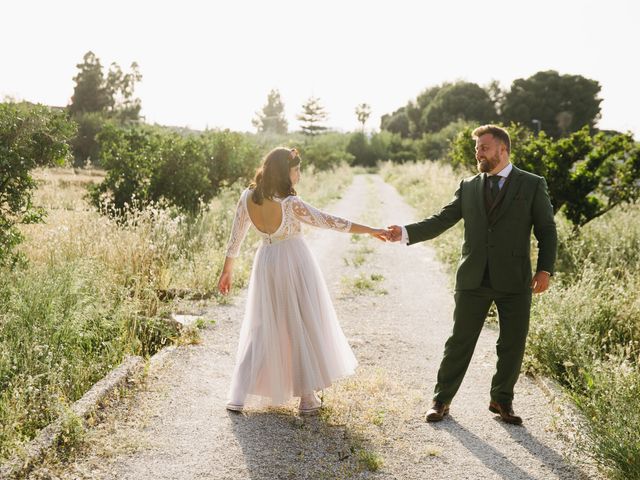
[386,225,403,242]
[531,271,550,293]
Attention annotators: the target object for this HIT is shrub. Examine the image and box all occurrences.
[347,132,376,167]
[418,119,471,161]
[90,125,261,215]
[379,131,418,162]
[202,129,261,193]
[0,102,75,265]
[353,130,418,164]
[150,135,213,213]
[302,132,354,171]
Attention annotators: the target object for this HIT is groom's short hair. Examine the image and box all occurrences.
[472,125,511,154]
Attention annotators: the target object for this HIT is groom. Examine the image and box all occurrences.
[387,125,557,425]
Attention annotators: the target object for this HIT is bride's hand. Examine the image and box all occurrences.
[218,271,232,295]
[369,227,389,242]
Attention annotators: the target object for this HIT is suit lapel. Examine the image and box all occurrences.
[492,166,524,224]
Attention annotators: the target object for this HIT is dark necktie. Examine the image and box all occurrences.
[489,175,501,202]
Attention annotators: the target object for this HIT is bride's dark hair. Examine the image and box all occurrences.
[250,147,301,205]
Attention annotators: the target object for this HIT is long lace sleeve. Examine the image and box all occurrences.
[288,196,352,232]
[225,190,252,258]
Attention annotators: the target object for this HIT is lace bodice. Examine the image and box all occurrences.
[225,189,352,258]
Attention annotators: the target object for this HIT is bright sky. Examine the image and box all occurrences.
[2,0,639,136]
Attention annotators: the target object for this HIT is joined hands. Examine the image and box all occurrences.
[369,225,403,242]
[385,225,403,242]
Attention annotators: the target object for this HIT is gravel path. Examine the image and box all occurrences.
[39,174,599,479]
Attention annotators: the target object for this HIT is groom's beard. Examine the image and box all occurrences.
[477,153,500,173]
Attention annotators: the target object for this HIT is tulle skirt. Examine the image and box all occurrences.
[228,235,357,406]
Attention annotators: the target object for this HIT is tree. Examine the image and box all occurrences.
[252,89,288,135]
[68,51,143,166]
[0,102,75,265]
[69,52,143,120]
[69,112,110,167]
[420,81,497,133]
[347,132,375,166]
[68,51,111,115]
[105,61,143,122]
[418,119,471,161]
[303,133,354,170]
[381,81,496,139]
[501,70,602,138]
[355,103,371,131]
[380,107,410,138]
[90,125,260,215]
[517,128,640,227]
[297,96,328,136]
[485,80,506,117]
[406,85,443,137]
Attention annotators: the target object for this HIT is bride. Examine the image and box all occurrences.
[217,147,387,415]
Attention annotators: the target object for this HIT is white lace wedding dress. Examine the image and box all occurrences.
[225,189,358,407]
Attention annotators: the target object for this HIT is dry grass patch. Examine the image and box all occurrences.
[317,367,424,473]
[32,167,105,212]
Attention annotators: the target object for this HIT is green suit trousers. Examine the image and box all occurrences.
[434,287,532,404]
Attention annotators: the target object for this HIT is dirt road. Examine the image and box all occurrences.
[41,174,596,479]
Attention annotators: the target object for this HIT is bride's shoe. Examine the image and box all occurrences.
[299,393,322,415]
[226,402,244,413]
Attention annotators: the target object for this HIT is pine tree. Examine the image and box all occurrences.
[297,96,328,136]
[68,51,111,115]
[252,89,288,134]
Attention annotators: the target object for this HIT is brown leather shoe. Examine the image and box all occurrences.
[426,400,450,422]
[489,401,523,425]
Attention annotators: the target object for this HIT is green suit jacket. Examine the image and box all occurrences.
[405,165,558,293]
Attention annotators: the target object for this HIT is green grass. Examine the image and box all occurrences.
[382,159,640,480]
[569,365,640,480]
[357,448,384,472]
[350,245,374,267]
[55,409,86,461]
[368,408,386,427]
[340,273,387,296]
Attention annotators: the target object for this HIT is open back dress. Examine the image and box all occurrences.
[225,189,358,406]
